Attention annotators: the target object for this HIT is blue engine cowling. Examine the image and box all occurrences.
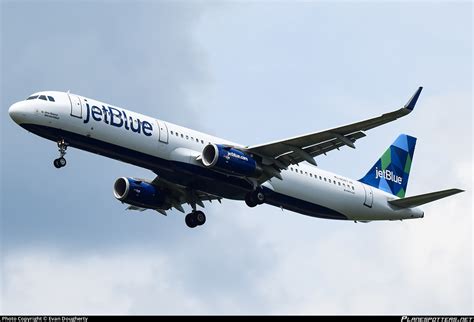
[113,177,165,208]
[201,144,262,177]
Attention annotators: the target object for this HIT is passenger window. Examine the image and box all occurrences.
[39,95,47,100]
[328,179,331,183]
[170,131,174,135]
[338,182,341,186]
[47,96,55,102]
[176,132,179,136]
[27,95,39,100]
[196,138,199,143]
[319,176,322,180]
[310,173,313,177]
[334,181,336,185]
[324,178,327,182]
[181,134,184,138]
[201,140,204,144]
[186,135,189,140]
[352,186,355,190]
[305,172,308,175]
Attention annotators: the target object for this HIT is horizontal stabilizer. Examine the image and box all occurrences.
[388,188,464,208]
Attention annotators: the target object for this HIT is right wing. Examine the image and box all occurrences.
[245,87,423,171]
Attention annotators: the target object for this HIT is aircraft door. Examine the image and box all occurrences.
[362,184,373,208]
[68,94,82,118]
[156,120,169,144]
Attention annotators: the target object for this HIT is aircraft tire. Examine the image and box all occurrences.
[185,213,198,228]
[245,193,258,207]
[53,159,61,168]
[195,211,206,226]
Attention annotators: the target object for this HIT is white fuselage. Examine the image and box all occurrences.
[8,91,424,222]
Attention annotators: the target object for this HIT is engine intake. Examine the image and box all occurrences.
[113,177,165,209]
[201,144,261,177]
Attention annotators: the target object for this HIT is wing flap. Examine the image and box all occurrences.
[388,188,464,208]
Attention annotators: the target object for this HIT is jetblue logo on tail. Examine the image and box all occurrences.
[359,134,417,198]
[375,167,402,184]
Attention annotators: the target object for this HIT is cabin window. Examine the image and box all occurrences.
[186,135,189,140]
[319,176,322,180]
[338,182,341,186]
[324,177,327,182]
[201,140,204,144]
[196,138,199,143]
[310,173,313,177]
[181,134,184,138]
[170,131,174,135]
[47,96,55,102]
[328,179,331,183]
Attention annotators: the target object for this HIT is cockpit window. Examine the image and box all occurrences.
[39,95,47,101]
[47,96,55,102]
[26,95,39,100]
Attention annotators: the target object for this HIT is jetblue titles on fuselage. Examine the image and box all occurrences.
[83,101,153,136]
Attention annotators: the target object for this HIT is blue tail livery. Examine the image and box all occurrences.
[359,134,417,198]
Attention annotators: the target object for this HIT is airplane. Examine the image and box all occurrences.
[8,87,464,228]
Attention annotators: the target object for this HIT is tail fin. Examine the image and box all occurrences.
[359,134,417,198]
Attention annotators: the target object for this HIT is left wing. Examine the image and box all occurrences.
[245,87,423,169]
[126,176,222,215]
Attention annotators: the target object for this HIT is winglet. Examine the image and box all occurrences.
[404,87,423,111]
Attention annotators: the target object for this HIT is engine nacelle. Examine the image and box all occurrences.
[201,144,261,177]
[113,177,165,209]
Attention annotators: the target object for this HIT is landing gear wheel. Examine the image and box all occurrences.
[195,211,206,226]
[185,211,207,228]
[256,191,265,205]
[245,193,258,208]
[53,159,61,168]
[58,157,67,167]
[185,213,198,228]
[53,139,69,169]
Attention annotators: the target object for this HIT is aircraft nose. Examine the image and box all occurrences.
[8,101,27,124]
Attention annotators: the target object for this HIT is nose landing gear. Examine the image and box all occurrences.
[53,139,68,169]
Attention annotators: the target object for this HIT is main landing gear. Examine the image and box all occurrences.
[53,139,68,169]
[185,210,206,228]
[245,188,265,208]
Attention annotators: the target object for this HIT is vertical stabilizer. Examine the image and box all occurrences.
[359,134,417,198]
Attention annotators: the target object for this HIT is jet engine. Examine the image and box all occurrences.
[201,144,262,177]
[113,177,165,208]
